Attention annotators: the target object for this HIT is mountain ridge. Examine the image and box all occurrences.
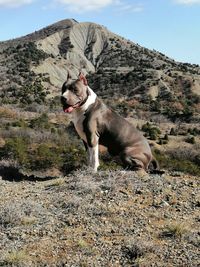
[0,19,200,120]
[0,19,77,47]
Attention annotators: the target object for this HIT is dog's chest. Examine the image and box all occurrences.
[72,113,87,143]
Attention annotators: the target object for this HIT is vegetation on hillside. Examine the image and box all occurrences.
[0,107,200,177]
[0,42,50,106]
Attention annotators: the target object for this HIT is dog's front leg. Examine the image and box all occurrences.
[88,144,100,172]
[82,140,90,165]
[83,138,99,171]
[84,120,100,172]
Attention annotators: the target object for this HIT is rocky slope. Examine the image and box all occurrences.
[0,19,200,115]
[0,170,199,266]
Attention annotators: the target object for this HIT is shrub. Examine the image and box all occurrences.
[61,144,86,174]
[161,223,188,239]
[158,139,168,145]
[2,137,29,165]
[163,134,169,141]
[12,119,28,128]
[3,250,31,266]
[142,122,161,140]
[29,113,51,130]
[163,103,193,122]
[122,239,155,266]
[150,100,161,112]
[31,143,63,170]
[158,134,169,145]
[169,127,177,136]
[154,149,200,176]
[187,127,200,136]
[0,128,89,174]
[185,136,196,144]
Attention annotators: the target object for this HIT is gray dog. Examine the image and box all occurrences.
[61,73,158,172]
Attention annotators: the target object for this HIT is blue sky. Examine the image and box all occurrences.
[0,0,200,65]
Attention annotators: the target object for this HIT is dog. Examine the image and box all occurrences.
[61,72,158,172]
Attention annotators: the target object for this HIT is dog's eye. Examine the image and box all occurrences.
[73,87,79,94]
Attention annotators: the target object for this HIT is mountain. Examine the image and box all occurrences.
[0,19,200,120]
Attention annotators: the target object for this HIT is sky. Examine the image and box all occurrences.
[0,0,200,65]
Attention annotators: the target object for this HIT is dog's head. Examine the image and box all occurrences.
[61,72,89,113]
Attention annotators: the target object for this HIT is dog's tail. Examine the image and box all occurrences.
[148,157,165,174]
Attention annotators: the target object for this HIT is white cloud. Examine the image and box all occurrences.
[56,0,143,13]
[174,0,200,4]
[56,0,114,12]
[115,1,143,13]
[0,0,34,8]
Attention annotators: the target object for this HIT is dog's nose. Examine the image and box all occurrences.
[61,95,67,104]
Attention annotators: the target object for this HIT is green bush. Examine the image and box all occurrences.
[170,128,177,136]
[16,81,47,105]
[163,103,193,122]
[0,135,88,173]
[12,119,28,128]
[185,136,196,144]
[31,144,63,170]
[61,144,86,174]
[29,113,51,130]
[159,134,169,145]
[142,122,161,140]
[2,137,29,165]
[188,127,200,136]
[154,149,200,176]
[163,134,169,141]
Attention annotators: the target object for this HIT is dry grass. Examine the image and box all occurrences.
[21,216,37,225]
[45,177,66,187]
[161,222,189,239]
[0,168,199,266]
[0,137,5,147]
[4,249,32,266]
[0,106,18,119]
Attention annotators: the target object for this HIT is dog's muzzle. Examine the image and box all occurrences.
[61,96,81,113]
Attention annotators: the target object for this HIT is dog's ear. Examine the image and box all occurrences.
[79,72,88,86]
[66,72,72,82]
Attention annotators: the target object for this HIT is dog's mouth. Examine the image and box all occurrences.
[63,101,81,113]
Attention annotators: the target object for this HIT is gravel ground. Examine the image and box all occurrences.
[0,170,199,266]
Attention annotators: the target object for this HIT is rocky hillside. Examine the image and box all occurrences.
[0,18,200,121]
